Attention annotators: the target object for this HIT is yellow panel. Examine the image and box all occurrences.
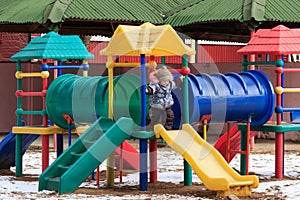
[100,22,195,56]
[12,125,89,135]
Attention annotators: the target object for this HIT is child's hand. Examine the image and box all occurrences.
[174,76,184,87]
[145,86,153,95]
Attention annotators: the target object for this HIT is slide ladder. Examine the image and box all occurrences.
[154,124,259,197]
[39,117,134,194]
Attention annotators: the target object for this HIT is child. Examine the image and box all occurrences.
[146,66,183,130]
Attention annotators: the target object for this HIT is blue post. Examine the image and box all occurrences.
[140,54,148,191]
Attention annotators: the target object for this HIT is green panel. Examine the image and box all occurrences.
[238,123,300,132]
[38,117,134,194]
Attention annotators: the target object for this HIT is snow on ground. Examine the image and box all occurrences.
[1,146,300,199]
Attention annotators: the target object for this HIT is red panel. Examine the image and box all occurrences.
[198,45,244,63]
[88,42,108,64]
[88,41,249,64]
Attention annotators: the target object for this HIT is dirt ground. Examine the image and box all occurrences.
[75,139,300,199]
[2,138,299,199]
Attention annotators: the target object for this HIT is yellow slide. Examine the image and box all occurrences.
[154,124,259,197]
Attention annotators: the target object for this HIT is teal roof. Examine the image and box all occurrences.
[11,32,94,61]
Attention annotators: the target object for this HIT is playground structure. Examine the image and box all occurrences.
[2,23,300,197]
[236,25,300,178]
[7,32,94,175]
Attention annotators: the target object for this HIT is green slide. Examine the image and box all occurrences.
[38,117,134,194]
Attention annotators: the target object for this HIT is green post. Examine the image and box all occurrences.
[240,129,246,175]
[16,61,23,177]
[161,56,165,65]
[242,55,248,71]
[182,54,192,185]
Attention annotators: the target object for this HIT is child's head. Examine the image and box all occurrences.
[155,66,173,85]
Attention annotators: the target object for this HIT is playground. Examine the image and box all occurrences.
[0,139,300,199]
[1,21,300,199]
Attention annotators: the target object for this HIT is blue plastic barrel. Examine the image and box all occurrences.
[172,70,274,127]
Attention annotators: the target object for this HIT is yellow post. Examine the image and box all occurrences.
[106,55,115,187]
[203,124,207,141]
[82,59,88,76]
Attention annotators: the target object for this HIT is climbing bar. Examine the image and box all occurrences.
[107,61,157,68]
[275,106,300,113]
[275,86,300,94]
[15,71,49,79]
[15,90,47,97]
[275,67,300,73]
[15,109,47,116]
[45,65,89,70]
[242,61,277,66]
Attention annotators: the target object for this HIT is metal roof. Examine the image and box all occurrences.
[11,32,94,61]
[1,0,300,42]
[0,0,191,32]
[237,25,300,55]
[165,0,243,27]
[165,0,300,26]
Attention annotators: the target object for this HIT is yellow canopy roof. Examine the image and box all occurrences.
[100,22,195,56]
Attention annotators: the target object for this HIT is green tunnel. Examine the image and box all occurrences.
[46,74,144,129]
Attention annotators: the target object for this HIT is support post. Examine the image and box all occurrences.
[149,55,157,183]
[182,54,192,186]
[16,60,23,177]
[56,61,64,157]
[106,55,115,187]
[140,54,148,191]
[275,55,284,178]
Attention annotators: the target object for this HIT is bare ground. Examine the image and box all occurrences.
[1,138,299,199]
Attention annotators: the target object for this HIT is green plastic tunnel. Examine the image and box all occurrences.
[46,74,143,129]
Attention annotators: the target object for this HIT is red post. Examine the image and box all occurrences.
[42,74,49,171]
[226,122,231,162]
[275,55,283,178]
[149,55,157,183]
[96,166,100,186]
[245,119,251,175]
[119,143,123,183]
[149,140,157,183]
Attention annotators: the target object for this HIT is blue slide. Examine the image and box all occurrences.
[0,133,39,169]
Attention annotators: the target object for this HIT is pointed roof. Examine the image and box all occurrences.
[237,25,300,55]
[11,32,94,61]
[100,22,195,56]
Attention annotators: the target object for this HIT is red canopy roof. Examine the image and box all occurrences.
[237,25,300,55]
